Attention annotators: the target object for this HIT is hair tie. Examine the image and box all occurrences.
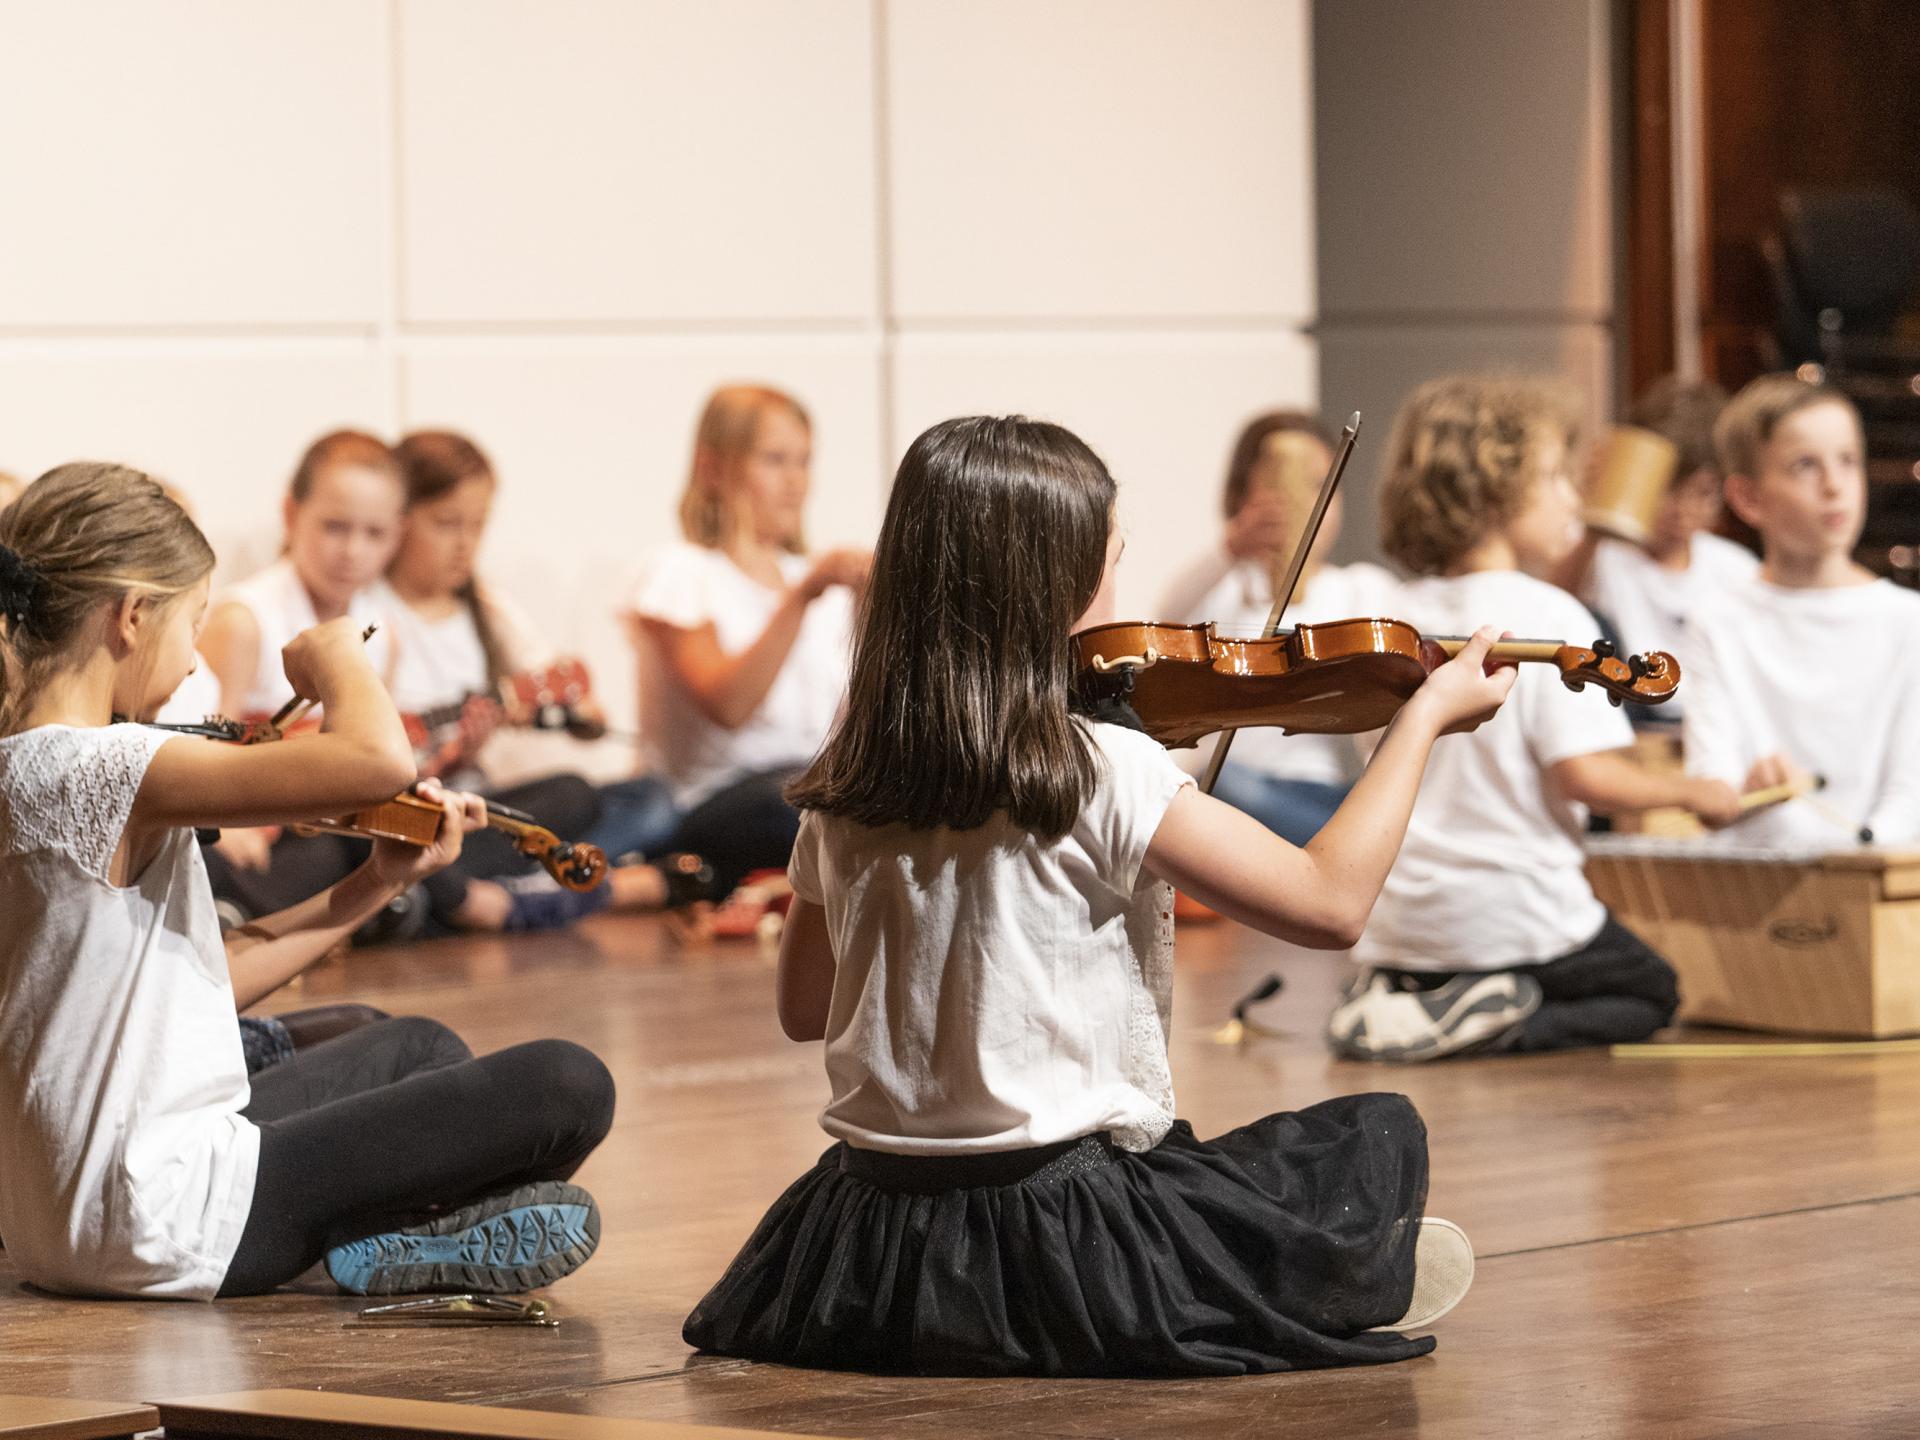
[0,544,45,630]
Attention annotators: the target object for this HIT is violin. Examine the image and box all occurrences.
[144,716,609,892]
[1071,618,1680,751]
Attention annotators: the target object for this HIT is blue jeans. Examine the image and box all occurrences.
[1207,764,1350,847]
[584,775,683,863]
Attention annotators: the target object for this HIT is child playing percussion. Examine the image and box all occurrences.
[1683,373,1920,848]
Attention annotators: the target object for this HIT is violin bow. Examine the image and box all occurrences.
[1199,411,1361,795]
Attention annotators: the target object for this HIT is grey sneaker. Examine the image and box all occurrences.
[1327,969,1542,1062]
[1370,1217,1474,1332]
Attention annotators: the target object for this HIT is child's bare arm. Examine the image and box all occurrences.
[225,785,482,1009]
[1147,628,1517,948]
[776,899,836,1041]
[133,618,416,831]
[1550,751,1742,825]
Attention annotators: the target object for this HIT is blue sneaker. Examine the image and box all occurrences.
[325,1181,600,1295]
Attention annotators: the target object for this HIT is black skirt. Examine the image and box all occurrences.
[683,1093,1436,1377]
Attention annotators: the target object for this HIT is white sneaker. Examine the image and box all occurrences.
[1326,969,1542,1063]
[1370,1217,1474,1332]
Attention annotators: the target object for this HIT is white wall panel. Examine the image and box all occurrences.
[1316,0,1612,319]
[891,332,1317,618]
[0,346,389,578]
[887,0,1314,322]
[0,2,387,328]
[401,337,885,758]
[399,0,879,324]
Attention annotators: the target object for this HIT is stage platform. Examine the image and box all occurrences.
[3,912,1918,1438]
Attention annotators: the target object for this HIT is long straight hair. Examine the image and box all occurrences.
[393,429,512,688]
[677,385,811,555]
[0,464,215,735]
[788,416,1116,838]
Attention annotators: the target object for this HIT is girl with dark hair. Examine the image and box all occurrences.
[0,464,610,1300]
[1158,409,1402,844]
[684,415,1517,1377]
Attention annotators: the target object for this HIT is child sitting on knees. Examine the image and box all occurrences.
[1683,374,1920,848]
[1328,377,1742,1063]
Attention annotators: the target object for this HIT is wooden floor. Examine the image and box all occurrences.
[5,912,1920,1438]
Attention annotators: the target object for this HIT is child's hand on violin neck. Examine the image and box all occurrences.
[1409,625,1519,737]
[281,617,380,700]
[369,779,488,885]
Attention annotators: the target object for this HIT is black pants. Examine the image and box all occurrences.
[1379,915,1679,1053]
[670,767,804,897]
[217,1016,615,1296]
[204,774,600,926]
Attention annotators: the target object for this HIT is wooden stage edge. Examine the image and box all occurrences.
[5,911,1920,1439]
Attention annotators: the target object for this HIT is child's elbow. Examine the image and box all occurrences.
[778,1003,826,1043]
[365,745,418,798]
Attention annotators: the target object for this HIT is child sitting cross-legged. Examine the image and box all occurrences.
[685,415,1521,1377]
[1326,377,1743,1064]
[0,464,613,1299]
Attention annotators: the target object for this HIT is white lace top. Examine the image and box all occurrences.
[789,721,1192,1155]
[0,724,258,1299]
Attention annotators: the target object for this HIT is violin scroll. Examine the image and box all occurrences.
[514,830,609,892]
[1550,639,1680,709]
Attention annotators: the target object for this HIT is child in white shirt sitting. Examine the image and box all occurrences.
[1328,377,1742,1063]
[1683,374,1920,849]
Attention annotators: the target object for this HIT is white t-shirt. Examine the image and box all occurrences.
[155,662,223,727]
[790,722,1193,1155]
[369,581,551,717]
[624,542,854,807]
[1163,556,1403,787]
[1352,570,1635,971]
[0,725,258,1299]
[1581,532,1757,719]
[219,558,394,721]
[1683,575,1920,848]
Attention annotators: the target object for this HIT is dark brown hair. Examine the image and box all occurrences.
[393,429,511,688]
[1220,409,1337,517]
[0,463,215,734]
[1629,375,1731,481]
[290,429,401,503]
[787,416,1116,838]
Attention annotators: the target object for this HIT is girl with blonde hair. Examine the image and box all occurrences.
[0,464,610,1299]
[623,385,870,896]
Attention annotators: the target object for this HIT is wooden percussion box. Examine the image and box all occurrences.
[1586,838,1920,1038]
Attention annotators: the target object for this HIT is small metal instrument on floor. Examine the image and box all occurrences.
[346,1294,559,1328]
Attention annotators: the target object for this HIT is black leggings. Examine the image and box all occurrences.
[218,1017,615,1296]
[671,767,804,897]
[1379,914,1679,1053]
[204,774,600,926]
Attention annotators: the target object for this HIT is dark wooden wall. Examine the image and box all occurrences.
[1626,0,1920,396]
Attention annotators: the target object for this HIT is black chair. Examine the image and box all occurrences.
[1766,186,1920,373]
